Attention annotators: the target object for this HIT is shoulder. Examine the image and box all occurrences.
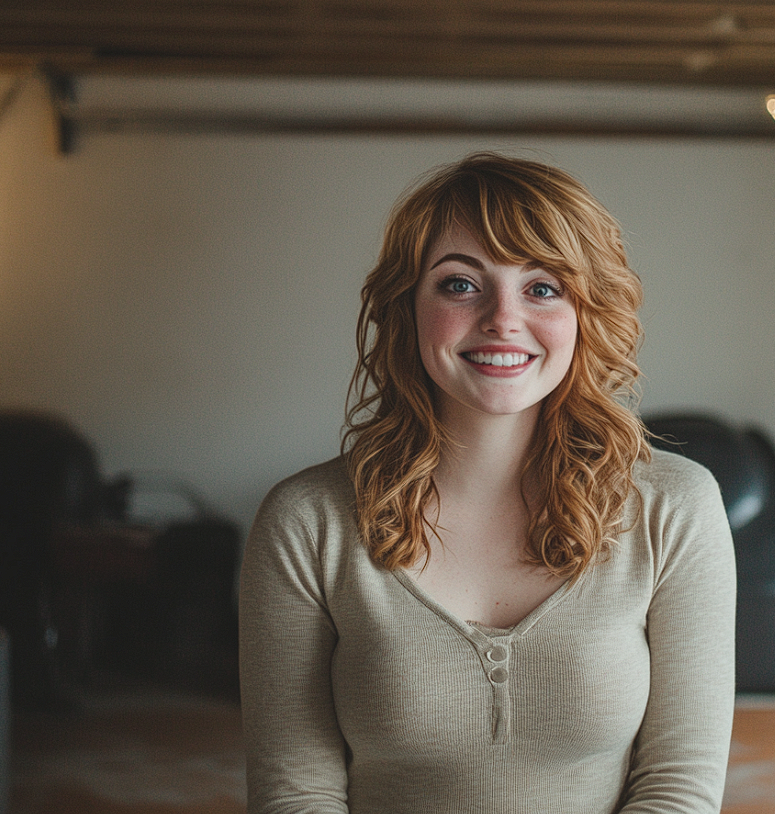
[242,458,358,621]
[633,447,722,507]
[629,447,730,552]
[628,447,733,573]
[253,456,356,540]
[261,456,352,510]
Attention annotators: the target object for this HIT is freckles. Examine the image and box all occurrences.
[534,309,577,342]
[419,306,469,341]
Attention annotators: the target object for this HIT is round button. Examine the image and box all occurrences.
[490,667,508,683]
[487,645,507,662]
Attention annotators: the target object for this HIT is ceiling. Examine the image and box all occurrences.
[1,0,775,86]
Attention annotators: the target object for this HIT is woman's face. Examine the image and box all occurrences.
[414,227,578,424]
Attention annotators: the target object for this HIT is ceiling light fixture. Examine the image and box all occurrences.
[767,95,775,120]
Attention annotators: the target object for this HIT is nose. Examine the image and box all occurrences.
[481,287,524,337]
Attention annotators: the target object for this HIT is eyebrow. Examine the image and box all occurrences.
[429,253,485,271]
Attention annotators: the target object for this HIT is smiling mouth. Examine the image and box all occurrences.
[462,351,532,367]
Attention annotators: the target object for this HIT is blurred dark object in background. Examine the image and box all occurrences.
[0,409,240,708]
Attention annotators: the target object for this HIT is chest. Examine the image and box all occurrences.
[330,566,651,758]
[408,507,566,628]
[409,551,566,628]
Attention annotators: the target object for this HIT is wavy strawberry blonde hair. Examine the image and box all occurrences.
[343,152,649,579]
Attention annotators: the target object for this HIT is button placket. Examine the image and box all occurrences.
[464,626,513,744]
[486,643,509,683]
[484,639,511,743]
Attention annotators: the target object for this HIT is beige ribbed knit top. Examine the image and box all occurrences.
[239,449,736,813]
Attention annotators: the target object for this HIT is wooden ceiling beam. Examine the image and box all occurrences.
[4,36,774,66]
[0,57,770,88]
[1,0,775,84]
[4,4,775,29]
[3,18,775,44]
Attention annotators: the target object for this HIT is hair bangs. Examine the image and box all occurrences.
[423,168,600,309]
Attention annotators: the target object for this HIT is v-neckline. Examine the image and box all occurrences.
[392,566,581,640]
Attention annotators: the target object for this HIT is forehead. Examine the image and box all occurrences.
[427,226,484,257]
[424,225,535,271]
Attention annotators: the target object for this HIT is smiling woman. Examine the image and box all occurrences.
[239,152,736,814]
[414,227,578,423]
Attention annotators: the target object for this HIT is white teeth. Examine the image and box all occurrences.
[465,352,530,367]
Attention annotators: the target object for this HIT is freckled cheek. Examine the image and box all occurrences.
[415,306,472,351]
[533,312,578,359]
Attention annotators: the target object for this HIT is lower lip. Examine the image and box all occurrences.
[461,355,535,377]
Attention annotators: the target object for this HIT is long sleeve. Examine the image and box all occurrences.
[239,472,349,814]
[619,459,737,812]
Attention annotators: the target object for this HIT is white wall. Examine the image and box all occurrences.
[2,75,775,538]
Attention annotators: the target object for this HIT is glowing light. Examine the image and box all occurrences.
[768,95,775,120]
[684,51,716,72]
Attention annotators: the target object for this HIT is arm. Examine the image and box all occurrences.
[620,465,736,813]
[239,479,349,814]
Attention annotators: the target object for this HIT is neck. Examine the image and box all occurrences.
[435,403,540,498]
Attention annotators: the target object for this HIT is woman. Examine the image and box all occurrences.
[239,153,736,813]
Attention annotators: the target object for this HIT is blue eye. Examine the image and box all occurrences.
[529,281,561,299]
[442,277,476,294]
